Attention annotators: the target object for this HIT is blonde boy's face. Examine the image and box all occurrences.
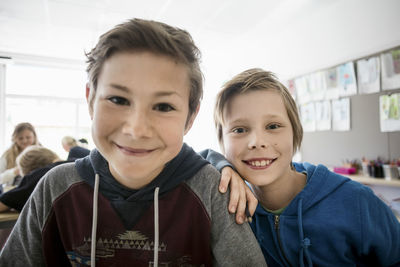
[87,51,196,189]
[222,90,294,189]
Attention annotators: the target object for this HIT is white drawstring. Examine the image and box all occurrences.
[153,187,160,267]
[91,174,100,266]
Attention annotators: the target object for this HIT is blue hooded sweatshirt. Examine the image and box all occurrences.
[251,162,400,267]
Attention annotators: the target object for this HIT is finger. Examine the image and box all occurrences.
[219,168,232,193]
[235,182,247,224]
[245,186,258,217]
[228,174,240,214]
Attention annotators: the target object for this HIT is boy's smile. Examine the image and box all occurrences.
[88,51,195,189]
[222,90,295,191]
[243,158,276,169]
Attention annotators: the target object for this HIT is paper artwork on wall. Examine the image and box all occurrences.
[332,98,350,131]
[300,102,316,132]
[381,48,400,90]
[338,62,357,97]
[315,100,331,131]
[308,71,327,101]
[325,67,340,100]
[295,76,311,104]
[380,93,400,132]
[285,79,297,100]
[356,56,380,94]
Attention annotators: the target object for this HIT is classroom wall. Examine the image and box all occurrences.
[301,90,400,167]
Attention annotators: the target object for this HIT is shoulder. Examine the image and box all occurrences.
[37,162,84,201]
[185,164,221,193]
[184,164,223,214]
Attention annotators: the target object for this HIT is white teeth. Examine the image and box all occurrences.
[249,160,272,166]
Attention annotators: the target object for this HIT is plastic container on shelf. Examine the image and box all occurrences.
[383,164,400,180]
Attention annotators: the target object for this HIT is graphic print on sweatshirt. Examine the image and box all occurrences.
[42,182,212,266]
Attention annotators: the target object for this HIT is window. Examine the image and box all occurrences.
[1,58,91,160]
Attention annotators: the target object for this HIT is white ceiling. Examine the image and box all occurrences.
[1,0,400,81]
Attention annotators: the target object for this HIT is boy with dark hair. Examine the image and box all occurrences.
[0,19,266,266]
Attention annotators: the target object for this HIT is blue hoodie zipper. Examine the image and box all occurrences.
[274,215,292,267]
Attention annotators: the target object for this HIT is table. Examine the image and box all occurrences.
[0,211,19,229]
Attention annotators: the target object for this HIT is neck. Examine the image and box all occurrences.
[252,168,306,211]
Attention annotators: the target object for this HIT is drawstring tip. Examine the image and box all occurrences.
[301,238,311,248]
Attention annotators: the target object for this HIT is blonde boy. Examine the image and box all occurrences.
[211,68,400,266]
[0,20,266,266]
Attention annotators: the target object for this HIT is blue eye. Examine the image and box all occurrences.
[232,127,247,133]
[154,103,175,112]
[108,96,129,106]
[267,123,280,130]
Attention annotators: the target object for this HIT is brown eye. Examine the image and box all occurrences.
[154,103,175,112]
[108,96,129,105]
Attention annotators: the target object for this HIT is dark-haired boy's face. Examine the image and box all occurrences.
[87,51,196,189]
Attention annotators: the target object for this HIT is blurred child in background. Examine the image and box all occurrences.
[0,122,39,189]
[0,145,69,212]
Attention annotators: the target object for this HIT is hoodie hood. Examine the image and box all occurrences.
[252,162,352,267]
[284,162,350,215]
[75,143,208,267]
[75,143,208,228]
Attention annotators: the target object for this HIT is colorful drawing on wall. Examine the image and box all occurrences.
[332,98,350,131]
[381,48,400,90]
[357,56,380,94]
[338,62,357,97]
[325,67,340,100]
[380,93,400,132]
[300,102,316,132]
[315,100,331,131]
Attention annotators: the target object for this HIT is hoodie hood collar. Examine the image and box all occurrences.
[75,143,208,200]
[75,143,208,228]
[283,162,350,214]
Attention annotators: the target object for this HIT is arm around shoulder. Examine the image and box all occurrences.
[207,169,266,266]
[198,149,233,172]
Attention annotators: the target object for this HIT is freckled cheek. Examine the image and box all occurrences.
[92,110,117,138]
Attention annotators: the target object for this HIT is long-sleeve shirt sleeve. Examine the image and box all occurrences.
[198,149,233,172]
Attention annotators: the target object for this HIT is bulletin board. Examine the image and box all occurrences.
[287,46,400,167]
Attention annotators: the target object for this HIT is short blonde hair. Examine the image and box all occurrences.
[214,68,303,154]
[16,146,60,176]
[62,136,78,147]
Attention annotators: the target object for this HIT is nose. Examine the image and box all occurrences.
[122,109,153,139]
[248,130,267,149]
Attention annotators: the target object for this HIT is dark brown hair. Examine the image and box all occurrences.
[85,18,203,123]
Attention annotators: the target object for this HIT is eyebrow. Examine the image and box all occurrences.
[109,83,130,92]
[108,83,183,98]
[227,114,283,124]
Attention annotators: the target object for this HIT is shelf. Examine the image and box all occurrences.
[341,174,400,188]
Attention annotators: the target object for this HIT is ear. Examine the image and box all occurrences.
[86,83,94,119]
[184,104,200,135]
